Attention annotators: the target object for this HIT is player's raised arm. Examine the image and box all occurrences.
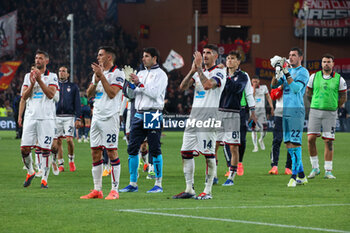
[180,59,196,91]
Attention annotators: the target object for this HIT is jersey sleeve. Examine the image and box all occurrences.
[244,73,256,108]
[307,73,315,89]
[263,85,269,94]
[110,69,125,89]
[49,74,59,89]
[295,68,309,87]
[339,77,347,92]
[91,74,96,85]
[211,69,225,87]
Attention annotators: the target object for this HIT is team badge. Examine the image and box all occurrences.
[67,86,71,92]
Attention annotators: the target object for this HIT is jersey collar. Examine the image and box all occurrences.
[205,65,218,72]
[44,69,50,75]
[150,64,160,69]
[109,65,118,72]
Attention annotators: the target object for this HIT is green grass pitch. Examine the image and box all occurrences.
[0,130,349,233]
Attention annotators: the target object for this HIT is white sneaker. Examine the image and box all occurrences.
[83,137,89,143]
[324,171,336,179]
[78,138,82,143]
[258,138,265,150]
[307,168,320,179]
[252,146,258,152]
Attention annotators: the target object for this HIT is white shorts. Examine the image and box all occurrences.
[55,116,75,138]
[216,111,240,145]
[307,108,337,140]
[90,114,120,150]
[21,119,56,151]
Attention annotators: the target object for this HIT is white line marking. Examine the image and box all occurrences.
[119,203,350,212]
[119,209,350,233]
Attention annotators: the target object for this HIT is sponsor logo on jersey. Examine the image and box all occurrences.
[216,72,224,79]
[116,77,124,82]
[33,92,43,99]
[195,91,205,99]
[95,92,103,99]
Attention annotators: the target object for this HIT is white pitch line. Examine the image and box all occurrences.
[119,203,350,212]
[119,209,350,233]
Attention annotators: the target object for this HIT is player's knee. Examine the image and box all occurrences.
[21,147,30,156]
[66,137,73,143]
[51,146,58,154]
[308,135,316,144]
[181,151,194,159]
[107,149,118,159]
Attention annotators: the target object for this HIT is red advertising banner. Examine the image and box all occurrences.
[0,61,21,90]
[293,0,350,38]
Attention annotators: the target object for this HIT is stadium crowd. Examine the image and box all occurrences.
[0,0,349,122]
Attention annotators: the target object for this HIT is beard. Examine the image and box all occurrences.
[36,64,44,69]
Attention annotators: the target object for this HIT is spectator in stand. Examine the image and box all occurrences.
[338,104,348,132]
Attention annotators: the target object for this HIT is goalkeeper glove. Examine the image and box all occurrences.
[122,65,136,83]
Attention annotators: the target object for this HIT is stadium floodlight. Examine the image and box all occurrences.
[67,14,74,82]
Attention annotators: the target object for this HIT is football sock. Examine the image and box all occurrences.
[288,148,297,176]
[153,154,163,187]
[204,158,215,194]
[295,147,304,173]
[310,155,319,169]
[110,158,121,191]
[228,165,237,180]
[22,152,34,175]
[68,154,74,162]
[128,154,139,183]
[92,160,103,191]
[183,158,195,194]
[324,161,333,171]
[41,151,50,182]
[252,131,258,148]
[35,149,42,171]
[223,144,232,167]
[58,159,64,167]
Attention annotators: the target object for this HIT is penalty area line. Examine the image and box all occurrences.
[118,209,350,233]
[118,203,350,212]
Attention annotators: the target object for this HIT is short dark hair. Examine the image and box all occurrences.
[290,47,303,57]
[228,50,241,61]
[59,65,70,73]
[252,75,260,80]
[203,44,218,54]
[322,53,334,61]
[143,47,160,62]
[98,46,116,63]
[36,49,49,59]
